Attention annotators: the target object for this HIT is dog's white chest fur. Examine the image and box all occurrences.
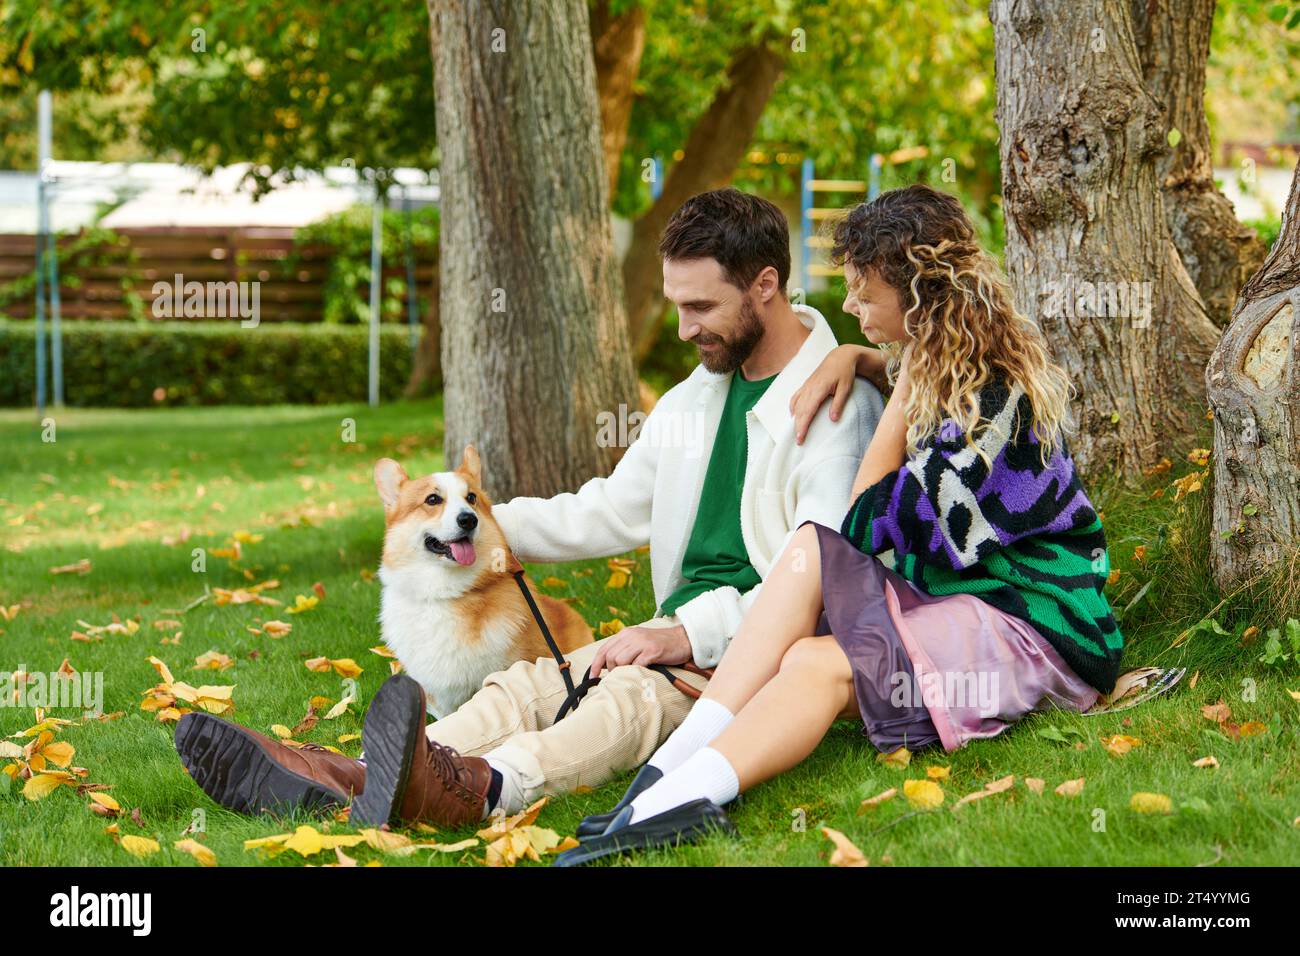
[378,565,526,719]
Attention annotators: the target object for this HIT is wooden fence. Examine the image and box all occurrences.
[0,226,436,323]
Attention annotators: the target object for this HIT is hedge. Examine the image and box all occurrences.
[0,321,419,407]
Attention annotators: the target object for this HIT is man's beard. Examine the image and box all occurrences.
[696,297,765,374]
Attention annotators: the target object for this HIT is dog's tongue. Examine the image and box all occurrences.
[448,538,476,566]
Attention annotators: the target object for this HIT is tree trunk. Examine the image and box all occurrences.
[1207,158,1300,589]
[991,0,1220,476]
[430,0,638,499]
[404,263,441,397]
[591,0,646,199]
[1131,0,1266,327]
[622,37,786,361]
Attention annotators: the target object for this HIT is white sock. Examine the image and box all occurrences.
[483,754,526,818]
[627,747,739,824]
[648,698,734,774]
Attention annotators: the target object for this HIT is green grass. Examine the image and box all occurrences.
[0,401,1297,867]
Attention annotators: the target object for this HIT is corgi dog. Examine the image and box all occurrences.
[373,446,593,718]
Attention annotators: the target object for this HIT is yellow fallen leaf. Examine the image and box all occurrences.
[1024,777,1045,795]
[877,747,912,769]
[1102,734,1142,756]
[985,775,1015,793]
[120,835,161,857]
[286,594,319,615]
[821,827,868,867]
[305,657,362,678]
[1055,777,1086,798]
[1192,755,1219,769]
[88,792,121,814]
[23,771,75,800]
[598,619,625,637]
[1129,792,1173,815]
[953,776,1014,809]
[926,766,950,781]
[263,620,292,638]
[174,838,217,866]
[193,651,235,672]
[903,778,944,810]
[857,788,897,814]
[323,695,353,720]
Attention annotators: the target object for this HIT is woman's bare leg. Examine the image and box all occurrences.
[624,635,857,823]
[709,636,857,790]
[701,523,825,714]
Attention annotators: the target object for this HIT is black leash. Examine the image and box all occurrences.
[512,569,577,700]
[511,569,690,723]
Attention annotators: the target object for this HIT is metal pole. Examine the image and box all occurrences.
[368,179,384,408]
[404,186,419,354]
[799,157,813,291]
[40,89,63,407]
[33,90,52,417]
[47,196,64,408]
[868,153,883,201]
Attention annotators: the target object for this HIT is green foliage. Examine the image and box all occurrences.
[0,226,142,319]
[289,203,439,325]
[0,320,416,407]
[1243,216,1283,252]
[1258,618,1300,668]
[615,1,1002,227]
[1,0,437,184]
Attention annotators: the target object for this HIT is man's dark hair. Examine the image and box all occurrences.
[658,188,791,294]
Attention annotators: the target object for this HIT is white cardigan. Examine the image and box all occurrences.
[492,304,883,668]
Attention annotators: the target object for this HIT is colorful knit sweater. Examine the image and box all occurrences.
[840,379,1123,694]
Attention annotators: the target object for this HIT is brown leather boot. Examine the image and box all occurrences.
[175,712,366,815]
[351,675,492,828]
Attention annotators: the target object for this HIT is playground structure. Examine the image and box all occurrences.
[15,91,438,414]
[798,147,930,288]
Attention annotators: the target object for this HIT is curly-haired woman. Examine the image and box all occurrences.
[558,184,1124,865]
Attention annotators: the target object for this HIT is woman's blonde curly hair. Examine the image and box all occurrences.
[830,184,1073,466]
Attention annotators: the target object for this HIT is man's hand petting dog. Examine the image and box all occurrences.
[588,623,692,676]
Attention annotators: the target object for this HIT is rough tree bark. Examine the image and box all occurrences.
[404,264,441,397]
[622,36,786,360]
[1207,158,1300,589]
[991,0,1220,476]
[591,0,646,199]
[1131,0,1266,327]
[430,0,638,499]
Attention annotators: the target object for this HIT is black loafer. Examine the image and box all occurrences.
[575,764,664,840]
[552,798,738,867]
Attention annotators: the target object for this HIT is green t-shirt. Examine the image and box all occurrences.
[658,368,776,616]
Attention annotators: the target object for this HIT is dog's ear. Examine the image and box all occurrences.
[458,444,482,485]
[374,459,408,510]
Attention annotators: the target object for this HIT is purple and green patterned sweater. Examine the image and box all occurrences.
[840,378,1123,694]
